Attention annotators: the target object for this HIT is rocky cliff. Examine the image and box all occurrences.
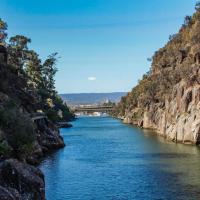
[0,63,65,198]
[0,159,45,200]
[114,9,200,144]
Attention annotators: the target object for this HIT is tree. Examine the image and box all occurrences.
[1,18,74,124]
[9,35,31,50]
[42,53,58,97]
[195,1,200,11]
[8,35,31,68]
[0,18,7,44]
[147,57,152,62]
[25,50,43,89]
[184,15,192,26]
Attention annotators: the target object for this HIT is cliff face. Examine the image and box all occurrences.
[123,79,200,144]
[115,11,200,144]
[144,80,200,143]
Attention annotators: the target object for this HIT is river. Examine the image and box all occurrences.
[39,116,200,200]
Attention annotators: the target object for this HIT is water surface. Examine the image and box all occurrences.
[40,117,200,200]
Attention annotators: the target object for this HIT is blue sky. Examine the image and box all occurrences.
[0,0,197,93]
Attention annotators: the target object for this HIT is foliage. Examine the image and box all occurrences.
[0,100,35,158]
[24,50,43,92]
[103,100,115,107]
[0,18,7,44]
[8,35,31,68]
[41,53,58,97]
[0,142,12,157]
[0,17,73,160]
[183,16,192,27]
[3,22,73,123]
[44,95,74,122]
[195,1,200,11]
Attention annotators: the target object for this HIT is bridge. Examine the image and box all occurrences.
[73,105,114,113]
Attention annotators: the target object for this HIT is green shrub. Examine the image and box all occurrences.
[0,142,12,157]
[0,100,35,158]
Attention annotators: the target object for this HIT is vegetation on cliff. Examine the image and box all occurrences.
[0,19,73,159]
[113,2,200,144]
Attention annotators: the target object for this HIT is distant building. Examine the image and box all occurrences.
[105,98,109,104]
[0,45,7,64]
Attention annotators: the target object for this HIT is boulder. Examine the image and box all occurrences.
[0,159,45,200]
[0,186,20,200]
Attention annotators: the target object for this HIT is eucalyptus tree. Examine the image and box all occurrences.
[8,35,31,68]
[42,53,58,97]
[195,1,200,11]
[25,50,43,90]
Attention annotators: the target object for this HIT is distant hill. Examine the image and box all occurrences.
[60,92,127,106]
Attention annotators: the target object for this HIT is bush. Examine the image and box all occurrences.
[43,95,74,122]
[0,100,35,159]
[0,142,12,157]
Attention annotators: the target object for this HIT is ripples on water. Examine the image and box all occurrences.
[39,117,200,200]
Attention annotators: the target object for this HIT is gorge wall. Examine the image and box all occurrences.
[114,9,200,144]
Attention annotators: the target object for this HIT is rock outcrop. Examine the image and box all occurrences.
[122,80,200,144]
[27,118,65,165]
[0,159,45,200]
[114,9,200,145]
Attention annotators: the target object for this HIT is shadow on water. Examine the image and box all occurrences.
[39,116,200,200]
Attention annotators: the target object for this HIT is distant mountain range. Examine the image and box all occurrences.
[60,92,127,106]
